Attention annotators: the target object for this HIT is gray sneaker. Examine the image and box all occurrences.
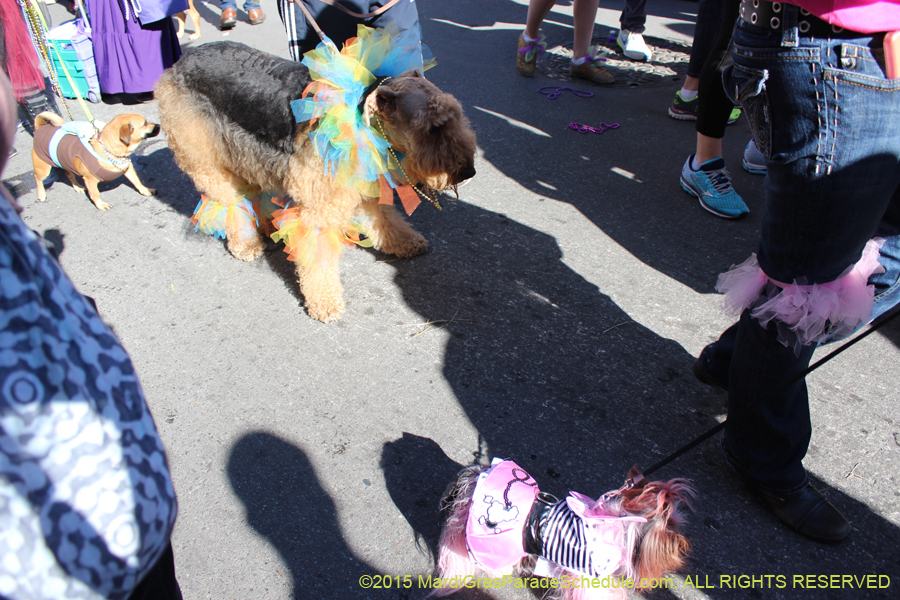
[742,139,767,174]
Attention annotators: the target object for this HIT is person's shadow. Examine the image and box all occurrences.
[228,432,430,599]
[373,195,900,598]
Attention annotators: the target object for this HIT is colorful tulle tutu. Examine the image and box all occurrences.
[191,193,263,242]
[717,238,886,352]
[290,24,435,211]
[190,191,372,267]
[270,202,372,266]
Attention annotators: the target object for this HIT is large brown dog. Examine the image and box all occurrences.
[156,40,477,322]
[32,112,159,210]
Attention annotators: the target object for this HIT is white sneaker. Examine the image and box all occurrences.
[617,29,651,61]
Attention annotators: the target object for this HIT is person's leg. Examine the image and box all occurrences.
[686,0,724,79]
[676,0,746,218]
[695,133,723,164]
[617,0,651,60]
[524,0,556,40]
[518,0,555,77]
[568,0,614,83]
[672,0,738,125]
[571,0,598,59]
[704,6,900,541]
[671,0,725,117]
[129,543,183,600]
[243,0,264,24]
[618,0,646,34]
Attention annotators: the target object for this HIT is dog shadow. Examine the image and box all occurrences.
[380,432,468,564]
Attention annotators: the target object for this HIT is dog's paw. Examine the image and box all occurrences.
[306,298,345,323]
[385,232,429,259]
[189,32,201,41]
[228,238,265,262]
[139,188,157,197]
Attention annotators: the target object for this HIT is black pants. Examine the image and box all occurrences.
[696,0,740,139]
[129,544,183,600]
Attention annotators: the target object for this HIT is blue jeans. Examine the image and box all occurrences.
[220,0,260,12]
[708,6,900,492]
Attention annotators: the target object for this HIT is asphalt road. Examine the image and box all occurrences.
[5,1,899,599]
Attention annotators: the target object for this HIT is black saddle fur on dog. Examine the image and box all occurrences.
[169,42,312,154]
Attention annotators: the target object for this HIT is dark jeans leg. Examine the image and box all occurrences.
[619,0,647,33]
[722,309,815,492]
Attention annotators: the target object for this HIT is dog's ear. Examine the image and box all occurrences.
[424,94,458,135]
[119,122,134,147]
[375,88,399,118]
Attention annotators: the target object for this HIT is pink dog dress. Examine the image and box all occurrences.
[466,458,646,577]
[465,458,539,571]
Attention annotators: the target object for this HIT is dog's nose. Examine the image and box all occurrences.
[149,124,161,137]
[457,166,476,182]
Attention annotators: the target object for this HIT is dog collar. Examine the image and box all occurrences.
[95,137,132,170]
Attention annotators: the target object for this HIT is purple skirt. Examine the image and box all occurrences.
[87,0,182,95]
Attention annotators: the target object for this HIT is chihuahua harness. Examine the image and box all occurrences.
[34,122,121,181]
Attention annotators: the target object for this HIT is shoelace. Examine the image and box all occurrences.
[707,168,736,195]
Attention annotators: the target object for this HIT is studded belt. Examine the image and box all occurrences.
[738,0,867,39]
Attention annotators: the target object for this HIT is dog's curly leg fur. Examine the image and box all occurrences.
[297,261,345,322]
[159,102,266,261]
[358,198,428,258]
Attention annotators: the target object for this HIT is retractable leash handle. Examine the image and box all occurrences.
[630,306,900,484]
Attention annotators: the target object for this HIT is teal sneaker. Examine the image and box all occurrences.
[680,155,749,219]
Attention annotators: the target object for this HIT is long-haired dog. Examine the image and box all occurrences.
[155,27,476,322]
[433,459,695,599]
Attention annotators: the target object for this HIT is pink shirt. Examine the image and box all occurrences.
[785,1,900,33]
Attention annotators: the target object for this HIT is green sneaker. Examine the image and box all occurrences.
[668,90,699,120]
[669,90,742,124]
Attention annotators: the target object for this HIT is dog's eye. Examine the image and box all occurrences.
[428,125,441,136]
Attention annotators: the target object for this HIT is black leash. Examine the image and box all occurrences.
[633,307,900,484]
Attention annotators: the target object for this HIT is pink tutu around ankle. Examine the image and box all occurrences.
[716,238,886,350]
